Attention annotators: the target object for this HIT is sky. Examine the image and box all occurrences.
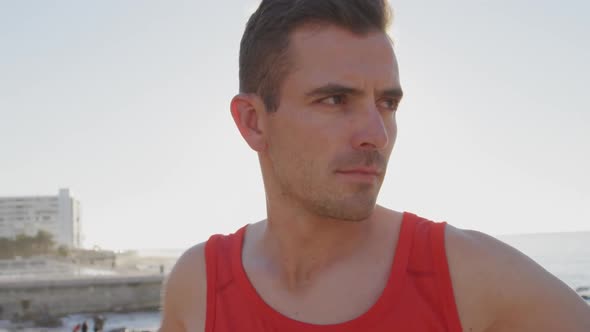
[1,0,588,251]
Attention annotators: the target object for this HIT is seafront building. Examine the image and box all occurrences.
[0,188,81,248]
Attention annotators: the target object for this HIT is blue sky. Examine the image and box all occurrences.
[1,0,588,250]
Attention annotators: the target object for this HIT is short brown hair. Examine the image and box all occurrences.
[239,0,392,112]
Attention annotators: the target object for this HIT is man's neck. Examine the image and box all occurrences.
[249,206,385,291]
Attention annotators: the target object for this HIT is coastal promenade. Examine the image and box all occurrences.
[0,273,164,322]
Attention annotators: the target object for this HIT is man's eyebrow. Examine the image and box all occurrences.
[304,83,363,98]
[305,83,404,100]
[379,87,404,99]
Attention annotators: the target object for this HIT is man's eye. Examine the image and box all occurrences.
[320,95,347,105]
[378,98,399,111]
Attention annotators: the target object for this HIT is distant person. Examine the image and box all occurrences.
[72,324,81,332]
[160,0,590,331]
[81,321,88,332]
[93,315,105,332]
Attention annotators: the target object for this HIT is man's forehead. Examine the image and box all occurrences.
[285,27,399,93]
[291,25,393,53]
[288,25,397,73]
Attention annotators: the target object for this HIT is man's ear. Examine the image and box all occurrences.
[230,93,267,152]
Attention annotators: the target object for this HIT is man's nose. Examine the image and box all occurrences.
[351,104,389,151]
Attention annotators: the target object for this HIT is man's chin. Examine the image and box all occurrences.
[318,200,377,222]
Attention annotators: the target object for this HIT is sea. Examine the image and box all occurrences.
[2,231,589,331]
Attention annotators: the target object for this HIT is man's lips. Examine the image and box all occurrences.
[335,167,382,176]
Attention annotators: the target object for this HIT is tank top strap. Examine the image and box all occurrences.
[204,226,248,332]
[404,214,462,332]
[204,233,220,332]
[430,221,463,332]
[406,214,437,274]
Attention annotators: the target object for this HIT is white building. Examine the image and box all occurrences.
[0,188,81,248]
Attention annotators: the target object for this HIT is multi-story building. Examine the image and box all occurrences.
[0,189,81,248]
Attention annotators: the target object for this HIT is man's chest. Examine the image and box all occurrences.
[244,257,392,325]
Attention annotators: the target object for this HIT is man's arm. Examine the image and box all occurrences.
[159,242,207,332]
[446,226,590,332]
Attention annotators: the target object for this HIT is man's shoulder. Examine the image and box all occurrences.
[444,224,564,300]
[444,225,590,331]
[159,242,208,332]
[172,241,208,283]
[444,225,526,277]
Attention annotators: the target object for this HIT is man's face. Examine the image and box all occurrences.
[263,24,402,221]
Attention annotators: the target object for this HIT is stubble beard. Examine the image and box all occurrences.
[280,172,381,222]
[270,148,388,222]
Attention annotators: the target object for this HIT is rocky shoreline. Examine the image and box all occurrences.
[0,310,160,332]
[577,286,590,302]
[0,253,177,330]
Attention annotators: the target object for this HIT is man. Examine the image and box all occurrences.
[160,0,590,331]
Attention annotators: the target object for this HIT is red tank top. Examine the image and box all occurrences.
[204,212,463,331]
